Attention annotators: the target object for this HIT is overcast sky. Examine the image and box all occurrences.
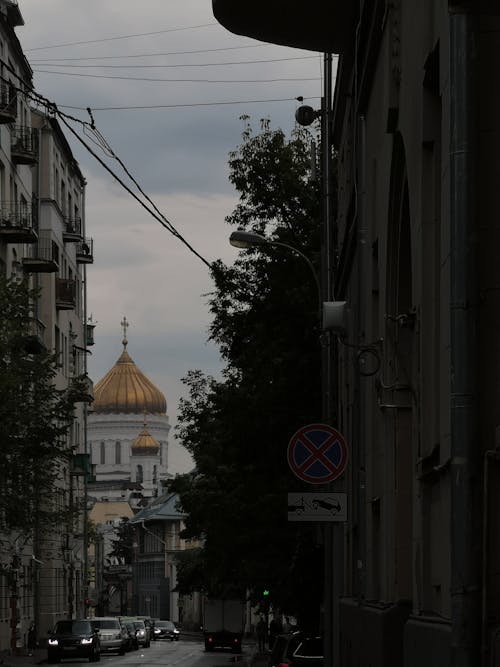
[17,1,324,474]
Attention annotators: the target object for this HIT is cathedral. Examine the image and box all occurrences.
[88,319,171,507]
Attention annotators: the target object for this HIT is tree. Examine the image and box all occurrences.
[0,276,88,536]
[109,518,136,564]
[172,118,324,626]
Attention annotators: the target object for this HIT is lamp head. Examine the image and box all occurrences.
[229,230,268,249]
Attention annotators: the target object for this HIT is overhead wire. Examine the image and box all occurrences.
[28,44,270,62]
[0,61,214,270]
[31,55,319,69]
[32,70,320,84]
[55,97,321,112]
[24,23,220,52]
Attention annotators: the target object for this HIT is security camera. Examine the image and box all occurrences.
[295,105,320,126]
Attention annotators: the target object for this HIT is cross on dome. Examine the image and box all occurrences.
[121,315,129,347]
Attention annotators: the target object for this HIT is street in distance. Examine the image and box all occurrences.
[287,492,348,522]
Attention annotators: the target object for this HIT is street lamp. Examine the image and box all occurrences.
[229,230,347,334]
[229,230,322,315]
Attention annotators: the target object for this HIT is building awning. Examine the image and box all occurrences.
[212,0,355,54]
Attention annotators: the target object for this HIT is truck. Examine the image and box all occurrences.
[202,598,245,653]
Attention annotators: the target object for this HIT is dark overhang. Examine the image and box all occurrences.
[212,0,355,54]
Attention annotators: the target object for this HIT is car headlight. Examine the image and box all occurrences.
[81,638,93,645]
[48,639,59,646]
[154,628,161,634]
[137,630,145,637]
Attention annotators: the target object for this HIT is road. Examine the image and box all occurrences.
[76,638,256,667]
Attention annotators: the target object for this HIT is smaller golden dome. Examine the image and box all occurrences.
[131,421,160,456]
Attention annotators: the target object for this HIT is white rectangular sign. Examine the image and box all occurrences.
[287,492,347,522]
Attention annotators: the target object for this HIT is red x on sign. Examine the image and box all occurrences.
[287,423,348,484]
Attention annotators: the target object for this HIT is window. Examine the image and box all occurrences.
[100,441,105,465]
[136,465,143,483]
[115,441,121,464]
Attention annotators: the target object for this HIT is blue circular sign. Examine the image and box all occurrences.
[287,423,348,484]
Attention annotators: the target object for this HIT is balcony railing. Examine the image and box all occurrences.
[86,323,95,346]
[0,81,17,124]
[55,278,76,310]
[21,316,46,354]
[76,237,94,264]
[22,236,58,273]
[63,216,83,242]
[11,126,38,165]
[0,200,37,243]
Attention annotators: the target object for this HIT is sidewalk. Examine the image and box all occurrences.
[0,648,46,667]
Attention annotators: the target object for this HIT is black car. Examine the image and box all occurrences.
[153,620,180,641]
[269,632,323,667]
[47,619,101,663]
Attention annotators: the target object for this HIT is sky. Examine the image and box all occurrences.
[16,1,324,474]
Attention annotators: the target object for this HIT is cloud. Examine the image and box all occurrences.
[18,0,322,474]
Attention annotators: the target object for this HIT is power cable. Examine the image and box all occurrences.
[56,114,214,270]
[24,23,219,52]
[32,55,319,69]
[0,60,214,270]
[28,44,269,62]
[33,69,320,84]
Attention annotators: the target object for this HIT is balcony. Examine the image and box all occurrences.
[0,81,17,124]
[212,0,355,53]
[22,236,58,273]
[55,277,76,310]
[4,1,24,27]
[22,317,46,354]
[11,126,38,165]
[76,237,94,264]
[86,322,96,346]
[0,201,37,243]
[63,216,83,242]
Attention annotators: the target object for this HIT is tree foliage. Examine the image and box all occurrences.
[0,276,88,536]
[171,118,324,628]
[109,517,136,564]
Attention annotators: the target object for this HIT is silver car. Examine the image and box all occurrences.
[89,617,127,655]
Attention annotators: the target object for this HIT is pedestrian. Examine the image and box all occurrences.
[268,617,283,650]
[27,622,36,656]
[256,617,267,653]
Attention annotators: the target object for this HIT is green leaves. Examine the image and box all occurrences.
[173,119,323,619]
[0,276,82,535]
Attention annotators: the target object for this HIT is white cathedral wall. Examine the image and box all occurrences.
[88,412,171,486]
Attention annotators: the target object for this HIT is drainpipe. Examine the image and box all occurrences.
[449,5,479,665]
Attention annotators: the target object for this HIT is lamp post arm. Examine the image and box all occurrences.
[269,240,322,315]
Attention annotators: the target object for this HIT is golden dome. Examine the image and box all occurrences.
[131,423,160,455]
[93,340,167,415]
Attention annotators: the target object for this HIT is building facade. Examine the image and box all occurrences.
[0,0,92,651]
[214,1,500,665]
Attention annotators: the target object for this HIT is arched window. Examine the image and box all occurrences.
[115,441,121,464]
[100,441,105,465]
[136,465,143,484]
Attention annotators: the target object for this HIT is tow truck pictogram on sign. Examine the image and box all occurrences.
[287,423,348,484]
[287,492,348,522]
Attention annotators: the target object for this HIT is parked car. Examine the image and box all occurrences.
[153,620,180,641]
[132,619,150,648]
[47,619,101,663]
[269,632,323,667]
[88,617,126,655]
[135,615,154,641]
